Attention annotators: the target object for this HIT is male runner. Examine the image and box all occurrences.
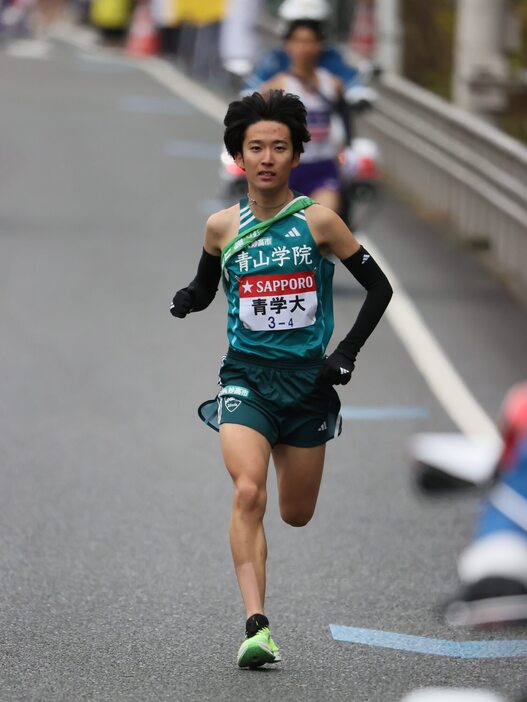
[260,19,344,211]
[170,90,392,668]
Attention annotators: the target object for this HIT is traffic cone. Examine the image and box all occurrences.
[126,0,160,57]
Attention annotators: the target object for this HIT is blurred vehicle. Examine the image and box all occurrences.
[409,382,527,628]
[409,433,501,491]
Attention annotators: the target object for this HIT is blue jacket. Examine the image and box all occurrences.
[243,46,362,95]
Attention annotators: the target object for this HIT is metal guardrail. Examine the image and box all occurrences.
[358,72,527,294]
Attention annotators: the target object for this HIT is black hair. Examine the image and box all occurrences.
[283,18,324,41]
[223,90,311,158]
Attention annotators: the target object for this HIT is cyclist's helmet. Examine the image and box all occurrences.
[278,0,330,21]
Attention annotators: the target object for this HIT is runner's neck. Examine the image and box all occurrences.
[247,188,293,219]
[289,63,318,84]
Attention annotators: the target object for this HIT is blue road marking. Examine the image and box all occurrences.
[340,405,428,420]
[164,140,220,159]
[330,625,527,658]
[119,95,196,115]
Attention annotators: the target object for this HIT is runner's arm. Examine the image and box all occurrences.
[307,207,393,385]
[170,216,223,318]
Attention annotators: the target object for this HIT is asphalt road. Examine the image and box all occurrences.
[1,38,527,702]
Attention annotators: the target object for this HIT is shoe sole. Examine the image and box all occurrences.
[237,642,276,668]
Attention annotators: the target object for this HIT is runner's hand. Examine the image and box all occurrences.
[170,286,195,318]
[316,351,355,386]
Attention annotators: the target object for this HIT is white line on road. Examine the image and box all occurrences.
[5,39,52,59]
[142,58,227,126]
[104,50,500,440]
[361,235,499,438]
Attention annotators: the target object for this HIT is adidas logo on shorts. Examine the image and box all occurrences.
[317,421,327,432]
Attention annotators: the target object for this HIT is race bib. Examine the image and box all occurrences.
[239,272,317,332]
[308,108,331,142]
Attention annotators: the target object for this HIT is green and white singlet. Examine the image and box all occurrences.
[222,196,335,360]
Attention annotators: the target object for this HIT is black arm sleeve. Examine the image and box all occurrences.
[188,248,222,312]
[336,245,393,358]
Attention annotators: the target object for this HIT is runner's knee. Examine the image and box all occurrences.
[280,505,314,528]
[233,480,266,516]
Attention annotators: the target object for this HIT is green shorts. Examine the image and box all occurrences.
[198,349,342,448]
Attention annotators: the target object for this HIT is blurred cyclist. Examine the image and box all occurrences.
[243,0,375,108]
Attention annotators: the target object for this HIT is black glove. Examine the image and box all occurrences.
[316,349,355,387]
[170,249,221,319]
[170,285,195,318]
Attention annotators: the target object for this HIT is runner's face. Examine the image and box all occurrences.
[235,121,299,193]
[286,26,321,70]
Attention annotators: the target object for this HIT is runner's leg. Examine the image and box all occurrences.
[220,423,271,616]
[272,443,326,526]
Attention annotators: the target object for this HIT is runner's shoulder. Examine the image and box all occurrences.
[305,203,349,248]
[206,205,239,250]
[305,202,341,229]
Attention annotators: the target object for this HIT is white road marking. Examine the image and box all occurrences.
[5,39,52,59]
[361,235,499,438]
[141,58,227,126]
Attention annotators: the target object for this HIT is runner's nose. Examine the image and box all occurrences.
[261,149,274,165]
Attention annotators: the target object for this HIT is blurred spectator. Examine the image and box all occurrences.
[36,0,64,26]
[172,0,225,80]
[90,0,133,43]
[0,0,34,39]
[219,0,262,79]
[152,0,179,55]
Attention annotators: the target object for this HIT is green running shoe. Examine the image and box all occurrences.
[237,627,278,668]
[268,635,281,663]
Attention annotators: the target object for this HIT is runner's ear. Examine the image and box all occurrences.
[234,153,245,171]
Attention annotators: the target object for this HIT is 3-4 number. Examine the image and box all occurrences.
[267,317,294,329]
